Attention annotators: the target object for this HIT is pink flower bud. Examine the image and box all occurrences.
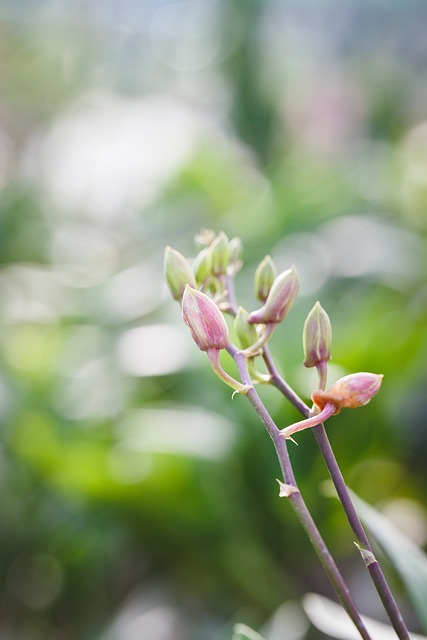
[164,246,196,300]
[312,372,384,414]
[281,372,384,440]
[182,286,229,351]
[303,301,332,368]
[249,265,300,324]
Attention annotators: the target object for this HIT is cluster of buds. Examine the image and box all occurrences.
[165,230,383,435]
[164,231,249,395]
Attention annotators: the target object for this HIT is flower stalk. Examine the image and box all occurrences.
[165,235,411,640]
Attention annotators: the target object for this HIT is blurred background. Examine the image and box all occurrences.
[0,1,427,638]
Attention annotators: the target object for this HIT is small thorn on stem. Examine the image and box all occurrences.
[354,542,377,567]
[277,479,299,498]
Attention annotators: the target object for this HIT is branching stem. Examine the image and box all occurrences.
[227,343,373,640]
[263,345,411,640]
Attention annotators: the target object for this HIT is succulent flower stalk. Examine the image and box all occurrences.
[254,255,277,302]
[240,323,275,357]
[281,372,383,440]
[249,265,300,324]
[234,307,271,382]
[303,301,332,368]
[164,246,197,300]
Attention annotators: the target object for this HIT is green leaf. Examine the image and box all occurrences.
[327,483,427,632]
[303,592,427,640]
[232,623,267,640]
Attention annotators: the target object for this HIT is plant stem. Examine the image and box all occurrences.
[227,342,373,640]
[263,346,411,640]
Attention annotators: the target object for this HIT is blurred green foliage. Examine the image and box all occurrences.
[0,1,427,639]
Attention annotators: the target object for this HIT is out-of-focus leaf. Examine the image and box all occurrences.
[325,482,427,632]
[261,600,309,640]
[303,593,426,640]
[350,490,427,632]
[233,623,267,640]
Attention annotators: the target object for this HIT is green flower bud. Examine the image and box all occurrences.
[229,237,243,263]
[249,265,300,324]
[303,301,332,368]
[164,246,197,300]
[193,247,212,285]
[254,255,276,302]
[182,286,229,351]
[234,307,258,350]
[210,231,231,276]
[194,228,216,250]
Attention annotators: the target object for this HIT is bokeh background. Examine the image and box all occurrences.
[1,1,427,639]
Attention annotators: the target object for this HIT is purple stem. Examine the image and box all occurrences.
[227,342,373,640]
[263,345,410,640]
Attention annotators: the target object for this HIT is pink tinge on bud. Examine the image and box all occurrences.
[312,372,384,414]
[182,286,229,352]
[249,265,300,324]
[281,372,383,440]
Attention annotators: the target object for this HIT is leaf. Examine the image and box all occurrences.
[303,592,427,640]
[325,481,427,632]
[349,490,427,632]
[232,623,267,640]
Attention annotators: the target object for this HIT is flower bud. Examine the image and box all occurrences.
[249,265,300,324]
[210,231,231,276]
[234,307,258,350]
[194,228,216,250]
[164,246,197,300]
[254,255,276,302]
[312,372,383,415]
[281,372,384,440]
[182,285,229,351]
[192,247,212,285]
[229,237,243,263]
[303,301,332,368]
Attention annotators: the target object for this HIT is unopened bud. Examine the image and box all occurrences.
[193,247,212,285]
[194,228,216,250]
[254,255,276,302]
[249,265,300,324]
[303,301,332,368]
[229,237,243,263]
[182,286,229,351]
[312,372,384,414]
[210,231,231,276]
[281,372,384,440]
[234,307,258,350]
[164,246,197,300]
